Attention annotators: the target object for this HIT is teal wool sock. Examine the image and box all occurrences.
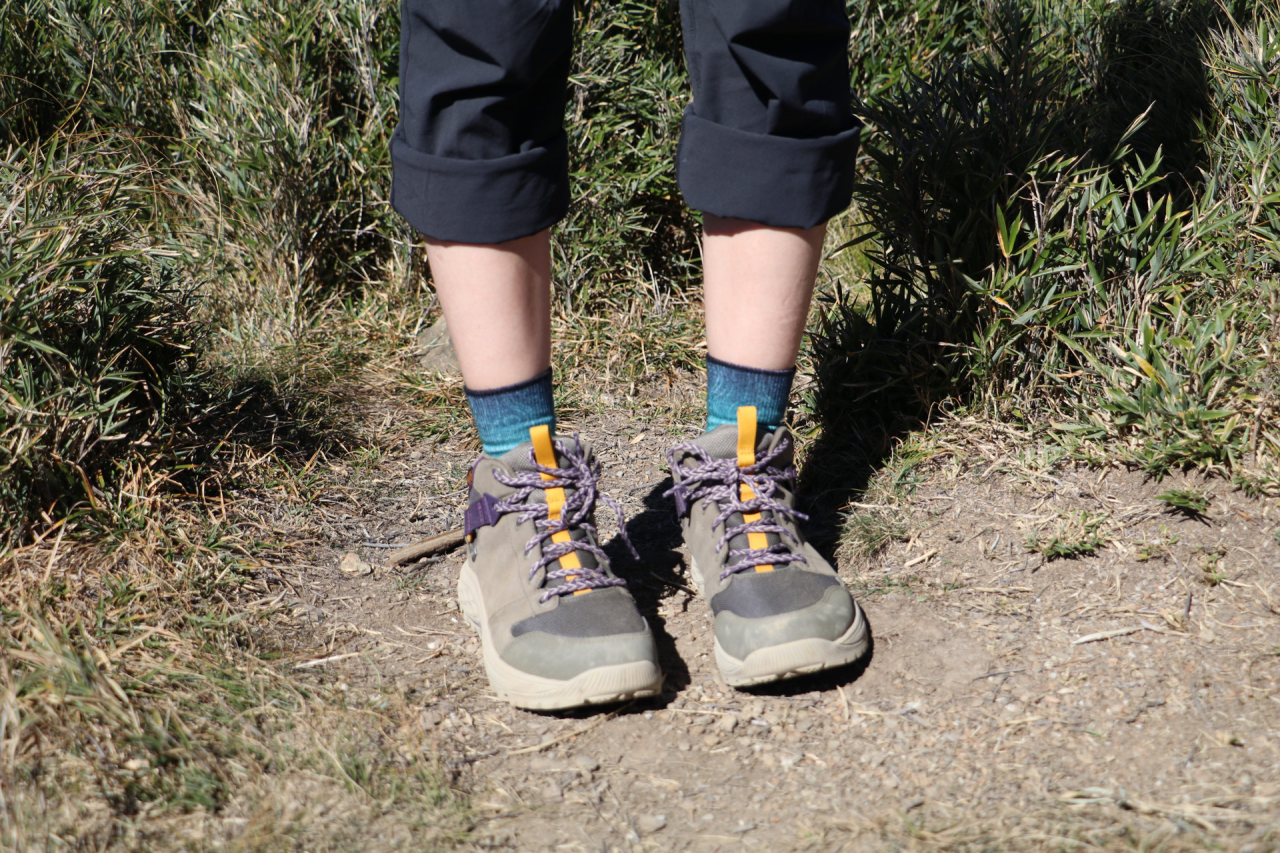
[465,368,556,456]
[705,356,795,433]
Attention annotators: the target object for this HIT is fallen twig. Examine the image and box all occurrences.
[648,571,697,597]
[293,651,362,669]
[1000,716,1042,728]
[904,549,938,569]
[1123,699,1166,723]
[1071,626,1141,645]
[388,529,465,565]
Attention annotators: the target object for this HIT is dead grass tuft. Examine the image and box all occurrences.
[0,487,470,849]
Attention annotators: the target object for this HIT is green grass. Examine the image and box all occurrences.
[1026,511,1112,561]
[1155,487,1211,515]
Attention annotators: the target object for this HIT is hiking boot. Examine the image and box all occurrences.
[665,407,869,687]
[457,425,663,710]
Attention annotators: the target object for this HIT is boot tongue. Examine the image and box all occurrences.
[499,435,594,472]
[688,423,740,459]
[687,423,791,465]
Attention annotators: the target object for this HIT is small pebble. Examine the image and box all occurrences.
[635,814,666,835]
[338,552,372,575]
[717,715,738,733]
[574,755,600,772]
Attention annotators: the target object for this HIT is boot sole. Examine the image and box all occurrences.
[457,564,664,711]
[690,558,870,687]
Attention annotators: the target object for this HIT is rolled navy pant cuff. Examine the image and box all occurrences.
[391,128,571,244]
[676,111,860,230]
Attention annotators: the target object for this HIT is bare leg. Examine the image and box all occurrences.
[701,214,827,370]
[424,228,552,390]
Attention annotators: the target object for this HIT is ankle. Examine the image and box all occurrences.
[465,368,556,456]
[705,356,795,432]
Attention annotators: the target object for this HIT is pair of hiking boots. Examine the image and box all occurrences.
[458,407,869,710]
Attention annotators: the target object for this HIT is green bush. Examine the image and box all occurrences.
[846,0,980,98]
[812,0,1279,474]
[0,0,207,146]
[0,137,205,541]
[557,0,698,312]
[186,0,400,293]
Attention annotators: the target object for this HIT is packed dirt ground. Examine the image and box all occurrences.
[252,378,1280,852]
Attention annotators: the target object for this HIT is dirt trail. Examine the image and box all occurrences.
[267,405,1280,851]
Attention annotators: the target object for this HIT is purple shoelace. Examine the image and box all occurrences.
[664,437,808,580]
[491,437,636,602]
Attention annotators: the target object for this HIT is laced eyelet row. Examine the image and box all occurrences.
[665,438,808,580]
[492,437,636,602]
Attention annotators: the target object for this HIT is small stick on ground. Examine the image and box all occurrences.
[649,571,697,597]
[904,549,939,569]
[1071,626,1141,645]
[294,651,362,669]
[388,529,465,565]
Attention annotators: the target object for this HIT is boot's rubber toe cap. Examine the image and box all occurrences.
[713,584,856,661]
[499,629,659,682]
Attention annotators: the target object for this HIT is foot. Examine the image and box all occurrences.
[666,407,869,687]
[458,425,663,710]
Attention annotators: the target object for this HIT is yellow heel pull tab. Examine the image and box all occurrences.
[528,424,586,586]
[736,406,758,470]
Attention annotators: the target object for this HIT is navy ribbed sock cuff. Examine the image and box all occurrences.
[465,368,556,457]
[705,356,795,433]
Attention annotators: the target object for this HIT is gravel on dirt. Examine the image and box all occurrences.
[244,390,1280,851]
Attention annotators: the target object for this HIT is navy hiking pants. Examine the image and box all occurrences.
[391,0,859,245]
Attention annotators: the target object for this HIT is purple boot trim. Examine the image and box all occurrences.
[464,492,504,538]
